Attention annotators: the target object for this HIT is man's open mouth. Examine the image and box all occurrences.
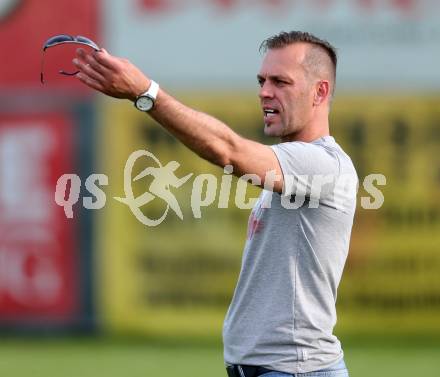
[264,108,279,117]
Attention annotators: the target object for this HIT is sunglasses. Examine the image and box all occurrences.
[40,34,100,84]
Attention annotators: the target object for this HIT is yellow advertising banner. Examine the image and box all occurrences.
[96,94,440,339]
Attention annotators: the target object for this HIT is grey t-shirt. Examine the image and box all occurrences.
[223,136,357,374]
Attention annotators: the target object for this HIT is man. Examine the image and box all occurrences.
[73,31,357,377]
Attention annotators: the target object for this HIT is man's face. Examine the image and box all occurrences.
[258,43,315,140]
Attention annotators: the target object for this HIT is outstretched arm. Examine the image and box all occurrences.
[73,48,283,192]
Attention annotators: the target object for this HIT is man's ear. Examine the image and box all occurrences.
[313,80,330,106]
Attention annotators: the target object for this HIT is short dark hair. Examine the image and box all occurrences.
[259,31,337,71]
[260,31,338,97]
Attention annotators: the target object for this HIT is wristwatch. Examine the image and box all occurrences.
[134,80,160,112]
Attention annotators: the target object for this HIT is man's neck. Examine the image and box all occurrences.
[281,122,330,143]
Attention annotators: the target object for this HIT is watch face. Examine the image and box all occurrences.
[136,96,153,111]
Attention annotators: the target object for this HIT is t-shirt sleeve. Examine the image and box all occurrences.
[270,142,340,197]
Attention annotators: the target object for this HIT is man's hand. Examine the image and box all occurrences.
[73,48,150,101]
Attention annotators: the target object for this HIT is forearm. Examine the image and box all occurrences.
[72,48,258,175]
[149,89,241,167]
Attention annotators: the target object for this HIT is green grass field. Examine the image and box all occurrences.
[0,338,438,377]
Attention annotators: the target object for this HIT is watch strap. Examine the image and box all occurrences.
[141,80,159,101]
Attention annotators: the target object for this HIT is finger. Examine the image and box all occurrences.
[77,72,105,92]
[75,49,98,72]
[76,48,110,76]
[76,48,89,61]
[93,48,120,70]
[73,58,106,83]
[84,54,112,77]
[76,48,105,66]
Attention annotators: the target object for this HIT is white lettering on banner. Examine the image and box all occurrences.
[0,247,61,306]
[0,127,54,222]
[0,123,64,311]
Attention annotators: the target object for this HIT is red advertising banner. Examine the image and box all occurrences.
[0,0,98,92]
[0,113,77,321]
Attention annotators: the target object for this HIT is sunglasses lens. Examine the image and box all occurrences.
[43,34,74,49]
[75,35,99,50]
[41,34,100,83]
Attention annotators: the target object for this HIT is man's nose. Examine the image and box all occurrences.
[259,82,274,99]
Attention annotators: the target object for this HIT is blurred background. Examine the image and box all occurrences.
[0,0,439,376]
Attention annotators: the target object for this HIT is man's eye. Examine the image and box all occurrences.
[257,79,264,87]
